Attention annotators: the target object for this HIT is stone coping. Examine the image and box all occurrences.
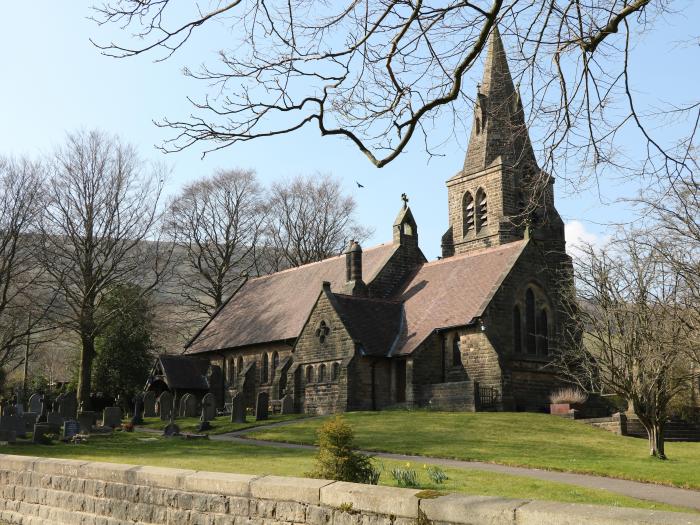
[1,454,699,524]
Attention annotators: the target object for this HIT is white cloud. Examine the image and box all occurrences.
[565,220,610,258]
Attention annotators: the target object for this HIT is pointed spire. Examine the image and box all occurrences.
[462,26,538,175]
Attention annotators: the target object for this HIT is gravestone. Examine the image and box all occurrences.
[4,414,25,438]
[102,407,122,428]
[28,393,42,415]
[181,394,198,418]
[255,392,269,421]
[143,391,156,417]
[46,412,64,432]
[0,414,23,440]
[131,395,144,425]
[62,420,80,440]
[22,412,38,433]
[58,391,77,419]
[78,411,97,433]
[157,392,173,421]
[32,423,52,444]
[38,396,48,423]
[230,393,245,424]
[280,394,294,415]
[163,421,180,437]
[0,429,16,443]
[201,393,216,422]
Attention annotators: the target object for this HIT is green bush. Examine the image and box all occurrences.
[308,416,380,484]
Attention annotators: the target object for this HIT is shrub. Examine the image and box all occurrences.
[390,465,419,488]
[308,416,380,484]
[425,465,448,485]
[550,387,588,405]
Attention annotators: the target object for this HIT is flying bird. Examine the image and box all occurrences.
[356,181,364,188]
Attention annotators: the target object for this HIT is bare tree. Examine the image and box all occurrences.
[556,235,694,459]
[263,174,372,272]
[166,168,266,316]
[0,158,53,389]
[39,130,169,409]
[92,1,697,191]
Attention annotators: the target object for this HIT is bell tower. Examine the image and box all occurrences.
[441,26,565,257]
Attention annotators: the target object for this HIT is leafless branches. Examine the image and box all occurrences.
[0,158,53,382]
[38,130,170,408]
[556,234,695,459]
[90,0,696,190]
[166,168,266,316]
[262,174,372,272]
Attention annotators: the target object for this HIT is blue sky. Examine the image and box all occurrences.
[1,2,698,260]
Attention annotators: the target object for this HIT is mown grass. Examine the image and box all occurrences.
[138,413,307,435]
[1,431,693,513]
[251,410,700,489]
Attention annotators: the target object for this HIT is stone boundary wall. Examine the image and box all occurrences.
[414,381,475,411]
[1,454,698,525]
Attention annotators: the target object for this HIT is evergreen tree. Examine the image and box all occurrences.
[93,285,155,403]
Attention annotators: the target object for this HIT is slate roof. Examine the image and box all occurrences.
[392,240,527,356]
[185,242,397,354]
[156,355,210,390]
[330,294,403,357]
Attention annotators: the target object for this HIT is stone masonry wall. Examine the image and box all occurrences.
[294,291,355,415]
[1,455,698,525]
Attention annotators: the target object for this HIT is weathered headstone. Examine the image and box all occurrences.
[22,412,38,433]
[58,391,77,420]
[280,394,294,415]
[0,429,16,443]
[255,392,269,421]
[230,393,245,424]
[201,393,216,422]
[157,392,173,421]
[62,420,80,440]
[143,391,156,418]
[28,393,42,415]
[181,394,198,418]
[78,411,97,433]
[32,423,52,444]
[163,422,180,437]
[131,395,144,425]
[46,412,64,432]
[102,407,122,428]
[0,414,23,439]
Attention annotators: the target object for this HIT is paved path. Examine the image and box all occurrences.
[205,423,700,512]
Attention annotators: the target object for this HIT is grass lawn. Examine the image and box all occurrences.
[1,431,693,513]
[251,410,700,490]
[137,413,308,435]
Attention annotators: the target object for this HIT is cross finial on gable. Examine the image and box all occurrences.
[401,193,409,208]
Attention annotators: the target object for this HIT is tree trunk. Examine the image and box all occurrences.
[643,420,667,460]
[77,334,96,411]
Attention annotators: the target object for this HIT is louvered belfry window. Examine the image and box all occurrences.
[463,192,475,235]
[476,189,488,231]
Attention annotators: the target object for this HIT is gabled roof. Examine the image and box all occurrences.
[185,242,397,354]
[393,240,527,355]
[153,355,210,390]
[330,293,403,357]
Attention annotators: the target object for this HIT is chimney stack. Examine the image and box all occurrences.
[344,240,367,296]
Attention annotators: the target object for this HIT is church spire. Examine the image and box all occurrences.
[462,26,537,175]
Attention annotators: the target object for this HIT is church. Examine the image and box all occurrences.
[169,27,573,415]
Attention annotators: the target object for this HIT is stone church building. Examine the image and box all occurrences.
[177,27,573,415]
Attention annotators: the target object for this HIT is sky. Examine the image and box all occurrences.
[1,2,698,260]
